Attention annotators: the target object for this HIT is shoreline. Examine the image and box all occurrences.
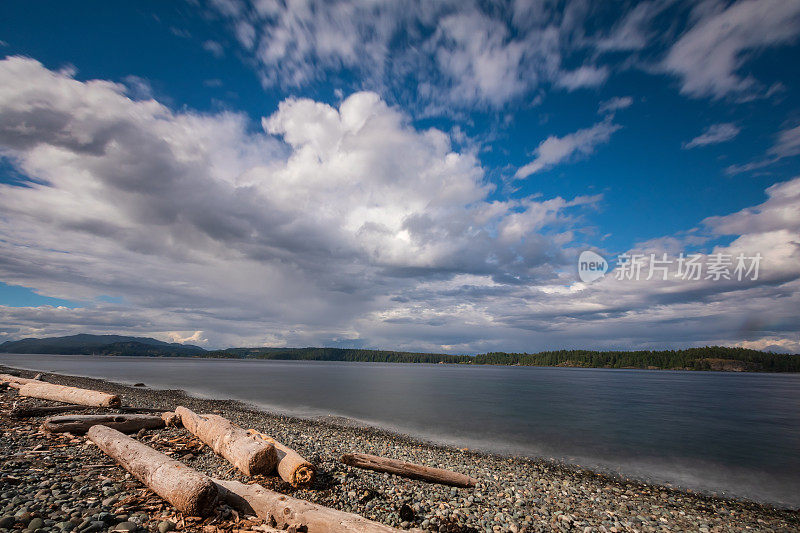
[2,365,799,532]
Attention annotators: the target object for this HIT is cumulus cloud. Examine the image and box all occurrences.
[1,57,798,353]
[515,119,621,178]
[662,0,800,99]
[0,56,592,349]
[683,122,740,149]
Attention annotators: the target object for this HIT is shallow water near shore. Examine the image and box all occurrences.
[3,353,800,509]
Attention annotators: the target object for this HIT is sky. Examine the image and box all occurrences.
[0,0,799,353]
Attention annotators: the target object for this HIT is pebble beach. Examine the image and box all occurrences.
[1,366,798,533]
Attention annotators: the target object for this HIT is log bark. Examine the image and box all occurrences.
[16,381,121,407]
[87,425,218,516]
[247,429,316,487]
[175,406,277,476]
[44,414,165,434]
[341,453,477,488]
[214,479,406,533]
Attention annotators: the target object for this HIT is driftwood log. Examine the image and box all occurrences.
[87,425,218,516]
[0,373,39,386]
[44,414,165,434]
[176,406,277,476]
[341,453,477,488]
[247,429,316,487]
[214,479,406,533]
[15,381,121,407]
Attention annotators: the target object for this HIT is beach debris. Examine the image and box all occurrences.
[214,478,408,533]
[87,424,219,516]
[43,413,165,434]
[7,379,122,407]
[175,406,277,476]
[341,453,478,488]
[246,428,316,487]
[162,410,182,427]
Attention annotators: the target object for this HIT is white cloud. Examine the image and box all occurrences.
[726,123,800,174]
[768,123,800,158]
[683,122,740,149]
[555,65,609,91]
[1,57,798,353]
[0,57,590,348]
[598,96,633,115]
[662,0,800,99]
[202,40,225,58]
[515,119,621,178]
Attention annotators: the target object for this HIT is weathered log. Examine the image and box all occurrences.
[175,406,277,476]
[214,479,406,533]
[0,373,39,386]
[16,381,121,407]
[44,414,165,434]
[341,453,477,488]
[87,425,218,516]
[247,429,316,487]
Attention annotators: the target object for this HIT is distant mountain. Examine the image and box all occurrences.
[0,334,206,356]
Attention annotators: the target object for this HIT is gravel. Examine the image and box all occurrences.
[1,365,798,532]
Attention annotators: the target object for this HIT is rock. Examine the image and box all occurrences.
[399,503,415,522]
[157,520,175,533]
[114,522,139,531]
[0,516,15,528]
[27,517,44,530]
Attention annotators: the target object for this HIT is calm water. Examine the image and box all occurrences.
[2,354,799,508]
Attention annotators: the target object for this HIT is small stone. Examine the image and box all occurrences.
[157,520,175,533]
[114,522,139,531]
[28,517,44,530]
[0,516,16,528]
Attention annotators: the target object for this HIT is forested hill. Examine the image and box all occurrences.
[207,346,800,371]
[472,347,800,372]
[0,334,206,357]
[2,335,798,371]
[207,347,469,364]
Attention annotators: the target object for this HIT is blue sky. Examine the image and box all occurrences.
[0,0,799,352]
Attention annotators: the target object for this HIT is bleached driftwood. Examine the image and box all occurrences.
[175,406,277,476]
[247,429,316,487]
[341,453,477,487]
[15,381,121,407]
[214,479,406,533]
[87,425,218,516]
[0,373,39,386]
[44,414,165,434]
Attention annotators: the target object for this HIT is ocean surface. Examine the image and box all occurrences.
[2,354,799,508]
